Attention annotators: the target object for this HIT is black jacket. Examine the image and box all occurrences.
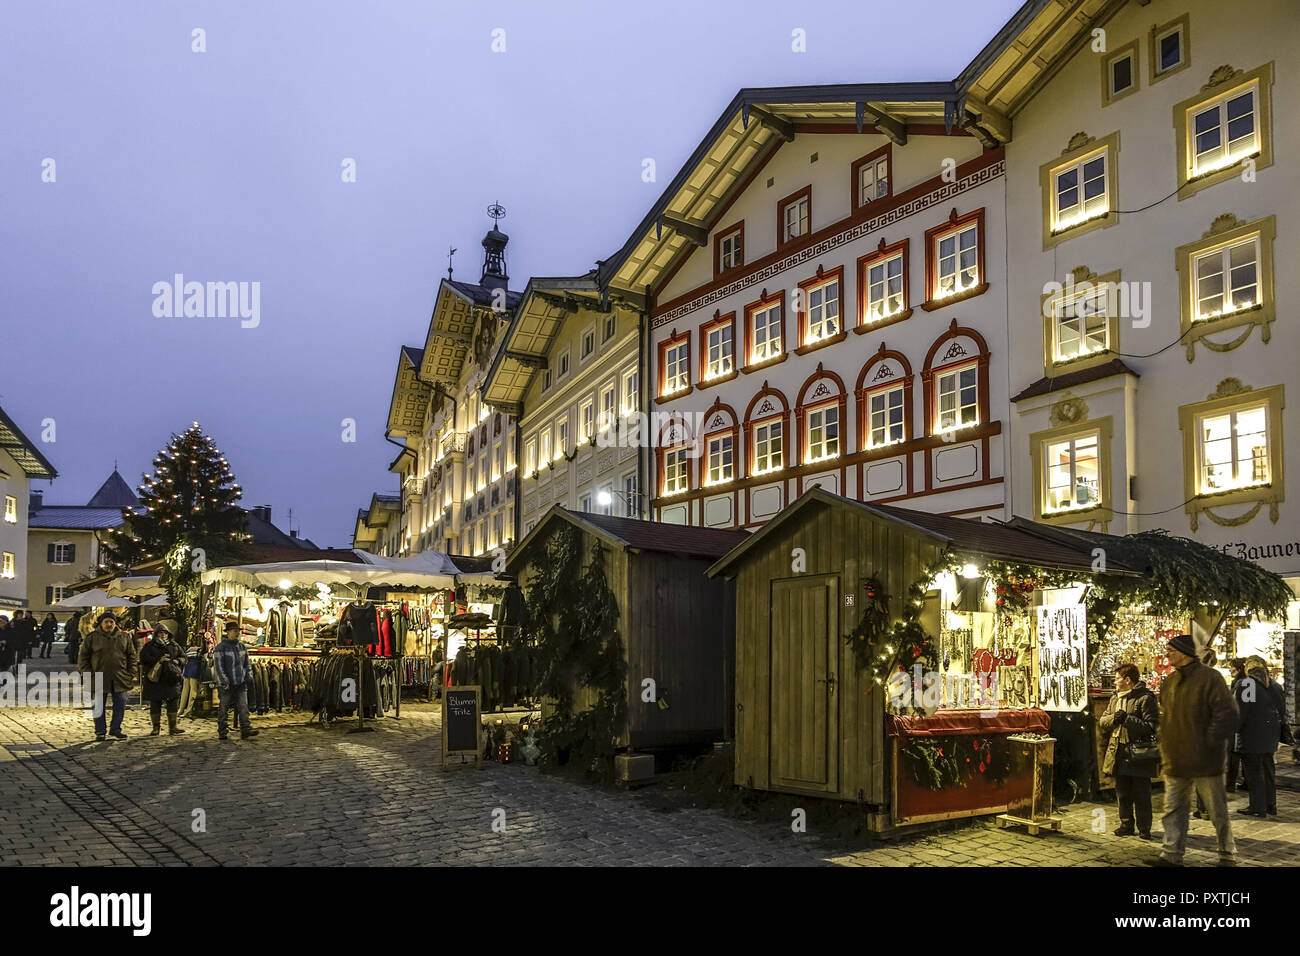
[139,634,185,702]
[1235,668,1285,755]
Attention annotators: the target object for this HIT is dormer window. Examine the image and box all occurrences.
[778,186,811,247]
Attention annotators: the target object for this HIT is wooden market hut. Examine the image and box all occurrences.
[705,487,1137,825]
[504,507,749,750]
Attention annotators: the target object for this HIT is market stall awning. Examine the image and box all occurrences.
[107,575,166,597]
[56,588,137,608]
[199,548,497,592]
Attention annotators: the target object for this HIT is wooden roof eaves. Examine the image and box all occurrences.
[503,504,631,577]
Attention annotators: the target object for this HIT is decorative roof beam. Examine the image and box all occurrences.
[504,351,547,369]
[961,93,1012,146]
[660,214,708,247]
[533,291,581,314]
[608,288,649,312]
[857,102,908,146]
[742,105,795,142]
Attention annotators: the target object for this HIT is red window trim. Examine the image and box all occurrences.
[856,238,912,332]
[743,385,791,478]
[923,207,987,309]
[794,363,848,466]
[850,143,892,212]
[742,288,787,372]
[920,321,992,438]
[702,403,741,485]
[855,345,914,450]
[656,329,692,401]
[777,185,812,249]
[796,265,846,351]
[713,220,744,279]
[698,311,737,385]
[656,443,694,497]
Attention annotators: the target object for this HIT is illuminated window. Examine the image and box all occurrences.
[623,472,639,515]
[525,439,536,474]
[1053,286,1110,361]
[579,399,594,441]
[703,318,734,380]
[749,302,783,363]
[1,552,13,579]
[1052,149,1108,233]
[866,253,904,323]
[1191,84,1257,177]
[539,428,552,465]
[622,366,639,413]
[927,212,985,302]
[579,493,591,513]
[662,447,690,495]
[868,386,905,448]
[600,384,616,432]
[804,277,840,344]
[661,337,690,396]
[1197,403,1270,493]
[806,404,839,462]
[1194,236,1259,321]
[1043,432,1101,513]
[935,365,978,431]
[706,434,734,484]
[555,415,569,456]
[752,419,783,474]
[3,496,15,524]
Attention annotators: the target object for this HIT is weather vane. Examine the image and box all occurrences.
[487,201,506,222]
[446,246,457,280]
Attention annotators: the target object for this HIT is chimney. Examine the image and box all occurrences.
[29,490,43,513]
[290,529,298,539]
[253,505,272,523]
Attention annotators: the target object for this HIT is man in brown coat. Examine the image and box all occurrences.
[1152,633,1238,866]
[77,611,139,741]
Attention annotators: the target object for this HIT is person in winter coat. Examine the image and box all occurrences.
[64,611,83,664]
[1151,634,1238,867]
[212,621,258,741]
[38,613,57,658]
[139,620,186,736]
[10,610,36,663]
[77,611,139,741]
[0,616,14,672]
[1235,655,1286,817]
[1226,658,1249,791]
[1099,663,1160,839]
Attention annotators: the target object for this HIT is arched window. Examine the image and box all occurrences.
[921,318,991,436]
[656,415,695,497]
[700,399,740,487]
[743,383,791,477]
[795,363,848,465]
[855,343,914,451]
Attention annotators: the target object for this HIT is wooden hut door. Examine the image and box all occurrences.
[769,575,839,794]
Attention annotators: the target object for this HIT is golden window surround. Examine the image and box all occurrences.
[1039,265,1123,377]
[1173,213,1275,362]
[1172,62,1273,200]
[1038,131,1120,250]
[1029,415,1114,530]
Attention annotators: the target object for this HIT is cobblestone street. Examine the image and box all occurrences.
[3,695,1300,867]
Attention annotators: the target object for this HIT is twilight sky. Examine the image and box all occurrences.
[1,0,1022,547]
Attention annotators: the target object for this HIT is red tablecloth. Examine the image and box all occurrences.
[887,708,1051,738]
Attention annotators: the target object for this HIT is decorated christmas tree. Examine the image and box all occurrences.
[103,423,250,640]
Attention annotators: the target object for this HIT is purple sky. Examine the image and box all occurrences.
[1,0,1022,547]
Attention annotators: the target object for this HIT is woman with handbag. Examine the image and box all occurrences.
[1099,662,1160,839]
[139,620,186,736]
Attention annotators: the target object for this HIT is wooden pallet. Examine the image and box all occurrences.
[995,813,1063,836]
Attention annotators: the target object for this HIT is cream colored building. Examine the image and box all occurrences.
[967,0,1299,602]
[0,405,57,613]
[482,276,644,535]
[384,225,522,557]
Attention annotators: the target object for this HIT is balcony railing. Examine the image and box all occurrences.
[439,432,468,458]
[404,476,426,501]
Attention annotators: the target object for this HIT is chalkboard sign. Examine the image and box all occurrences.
[442,685,482,769]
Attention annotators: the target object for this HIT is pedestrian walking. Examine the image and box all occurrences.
[1226,658,1250,791]
[38,613,57,658]
[177,643,203,718]
[11,610,36,663]
[77,611,139,741]
[1099,663,1160,839]
[1151,633,1238,867]
[1235,655,1286,817]
[64,611,82,664]
[0,616,14,672]
[139,619,186,736]
[212,621,259,741]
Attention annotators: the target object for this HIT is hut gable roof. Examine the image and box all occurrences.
[707,487,1139,578]
[506,506,749,575]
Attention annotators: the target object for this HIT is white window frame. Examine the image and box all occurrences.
[934,223,980,298]
[3,495,15,524]
[525,439,537,474]
[1193,235,1260,322]
[1190,81,1259,177]
[579,399,595,442]
[858,155,889,206]
[663,447,690,496]
[557,349,571,380]
[935,364,979,432]
[804,277,841,344]
[1052,287,1111,361]
[1042,431,1103,513]
[752,419,784,475]
[52,543,75,564]
[783,196,809,242]
[867,386,905,448]
[1107,48,1136,99]
[865,253,904,323]
[704,320,734,380]
[1,552,13,579]
[718,229,742,272]
[1153,20,1186,78]
[555,415,570,456]
[622,366,639,414]
[706,434,734,485]
[539,428,552,464]
[1051,148,1109,232]
[599,383,616,432]
[663,340,690,395]
[580,327,596,362]
[602,314,616,343]
[806,403,840,463]
[1196,402,1271,494]
[623,472,640,516]
[751,303,782,362]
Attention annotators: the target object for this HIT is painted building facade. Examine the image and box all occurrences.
[0,405,57,613]
[482,276,645,536]
[384,225,522,557]
[973,0,1299,600]
[603,91,1014,529]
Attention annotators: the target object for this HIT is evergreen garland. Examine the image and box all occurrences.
[524,525,627,780]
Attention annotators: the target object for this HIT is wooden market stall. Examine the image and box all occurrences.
[706,487,1148,832]
[503,507,748,753]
